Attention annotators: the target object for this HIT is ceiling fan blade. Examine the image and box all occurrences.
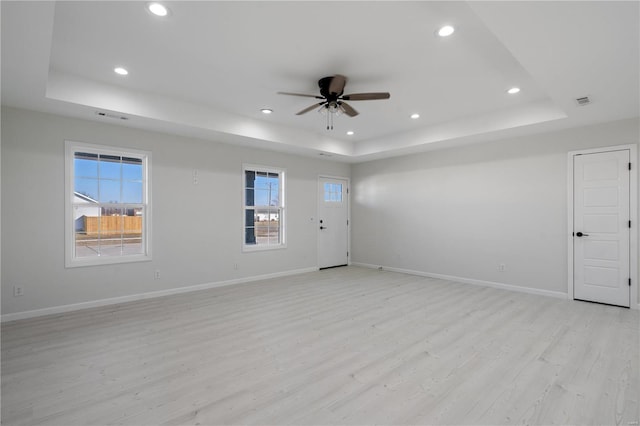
[339,101,359,117]
[341,92,391,101]
[296,102,326,115]
[278,92,324,99]
[328,75,347,95]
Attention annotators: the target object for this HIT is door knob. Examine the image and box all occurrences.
[320,226,326,230]
[576,232,589,237]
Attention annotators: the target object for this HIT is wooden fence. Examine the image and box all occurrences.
[82,216,142,236]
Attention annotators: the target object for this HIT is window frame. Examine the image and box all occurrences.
[242,163,286,252]
[64,140,152,268]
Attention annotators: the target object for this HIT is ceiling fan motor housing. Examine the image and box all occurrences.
[318,76,343,100]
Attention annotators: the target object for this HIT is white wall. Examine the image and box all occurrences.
[3,107,638,318]
[351,118,640,303]
[1,107,350,316]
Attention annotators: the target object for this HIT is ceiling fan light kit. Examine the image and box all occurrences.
[278,74,390,130]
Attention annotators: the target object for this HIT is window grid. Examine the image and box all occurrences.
[324,182,343,203]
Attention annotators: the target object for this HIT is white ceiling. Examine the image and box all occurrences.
[2,1,638,162]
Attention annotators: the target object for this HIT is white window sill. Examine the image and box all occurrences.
[242,244,287,253]
[65,254,152,268]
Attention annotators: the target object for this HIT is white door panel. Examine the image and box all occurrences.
[318,177,348,269]
[573,150,630,307]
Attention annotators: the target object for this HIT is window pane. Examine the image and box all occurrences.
[99,180,121,203]
[269,209,281,244]
[245,207,256,245]
[245,170,256,189]
[74,153,98,178]
[122,181,143,203]
[269,225,280,245]
[98,207,124,257]
[123,207,143,255]
[245,208,255,237]
[74,178,98,201]
[245,227,256,245]
[269,181,279,205]
[255,172,269,190]
[122,157,143,180]
[99,155,122,180]
[245,208,255,224]
[245,188,255,207]
[74,207,100,258]
[254,189,270,206]
[255,208,269,245]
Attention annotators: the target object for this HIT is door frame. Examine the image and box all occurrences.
[317,175,351,268]
[567,144,638,308]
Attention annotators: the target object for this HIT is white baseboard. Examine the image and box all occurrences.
[1,267,318,323]
[4,265,634,322]
[351,262,568,300]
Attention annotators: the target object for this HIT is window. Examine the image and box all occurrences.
[65,141,151,267]
[243,165,285,250]
[324,182,343,203]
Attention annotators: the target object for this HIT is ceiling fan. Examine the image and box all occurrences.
[278,75,390,130]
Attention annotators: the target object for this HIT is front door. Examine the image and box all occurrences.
[318,177,349,269]
[573,149,630,307]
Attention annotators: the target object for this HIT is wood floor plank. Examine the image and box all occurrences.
[2,267,638,425]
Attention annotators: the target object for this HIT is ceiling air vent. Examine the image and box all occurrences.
[575,96,592,106]
[96,111,129,120]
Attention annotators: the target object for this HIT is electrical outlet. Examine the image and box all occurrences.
[13,285,24,297]
[498,264,507,272]
[154,270,161,280]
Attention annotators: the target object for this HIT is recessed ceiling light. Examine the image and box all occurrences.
[147,2,169,17]
[346,131,354,136]
[261,108,273,114]
[114,67,128,76]
[507,87,521,94]
[437,25,455,37]
[410,113,420,119]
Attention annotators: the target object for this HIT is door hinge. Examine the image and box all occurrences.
[629,278,632,287]
[630,220,632,228]
[629,162,632,170]
[347,251,349,257]
[346,188,349,194]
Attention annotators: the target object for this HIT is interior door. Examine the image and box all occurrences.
[573,149,630,307]
[318,177,349,269]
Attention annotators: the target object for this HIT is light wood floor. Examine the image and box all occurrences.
[2,266,639,425]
